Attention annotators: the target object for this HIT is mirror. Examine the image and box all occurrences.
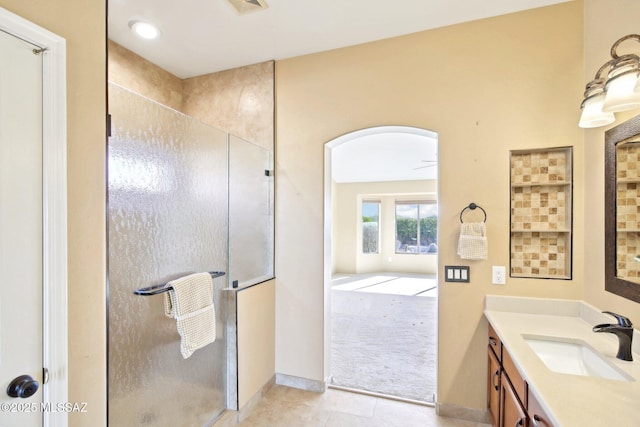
[605,114,640,302]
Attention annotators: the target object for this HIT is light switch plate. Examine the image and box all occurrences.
[445,266,470,283]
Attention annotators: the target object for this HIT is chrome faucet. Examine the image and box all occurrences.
[593,311,634,361]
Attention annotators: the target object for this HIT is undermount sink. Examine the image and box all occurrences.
[523,335,634,382]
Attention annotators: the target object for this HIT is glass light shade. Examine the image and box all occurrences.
[579,94,616,128]
[602,71,640,112]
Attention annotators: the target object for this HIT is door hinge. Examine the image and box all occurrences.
[43,367,49,385]
[107,113,112,138]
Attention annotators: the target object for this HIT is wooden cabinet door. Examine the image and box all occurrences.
[500,372,527,427]
[488,347,501,427]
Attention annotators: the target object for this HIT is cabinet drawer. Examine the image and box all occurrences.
[488,323,502,362]
[502,346,527,408]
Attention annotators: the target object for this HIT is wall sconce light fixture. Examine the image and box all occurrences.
[579,34,640,128]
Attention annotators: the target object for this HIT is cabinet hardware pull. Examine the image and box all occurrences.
[533,414,549,426]
[514,418,523,427]
[489,337,498,347]
[492,370,500,391]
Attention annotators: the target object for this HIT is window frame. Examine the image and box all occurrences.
[361,199,381,254]
[394,200,437,255]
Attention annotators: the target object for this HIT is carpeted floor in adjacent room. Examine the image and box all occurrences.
[330,274,437,403]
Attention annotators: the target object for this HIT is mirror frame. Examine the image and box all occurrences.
[605,114,640,303]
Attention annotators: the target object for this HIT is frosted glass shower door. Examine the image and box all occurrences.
[228,136,274,287]
[108,83,228,426]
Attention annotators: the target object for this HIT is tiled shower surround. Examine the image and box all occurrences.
[510,148,572,279]
[107,41,275,425]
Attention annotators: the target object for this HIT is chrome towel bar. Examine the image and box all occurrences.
[133,271,226,296]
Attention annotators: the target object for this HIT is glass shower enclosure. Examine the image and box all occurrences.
[107,83,273,426]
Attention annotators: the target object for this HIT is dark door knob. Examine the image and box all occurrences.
[7,375,39,398]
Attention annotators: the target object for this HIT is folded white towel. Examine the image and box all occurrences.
[457,222,488,260]
[164,272,216,359]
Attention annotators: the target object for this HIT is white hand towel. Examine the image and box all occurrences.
[164,272,216,359]
[457,222,488,260]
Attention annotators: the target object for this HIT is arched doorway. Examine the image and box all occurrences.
[324,126,438,404]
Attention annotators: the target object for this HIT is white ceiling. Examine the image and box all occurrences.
[108,0,570,79]
[108,0,570,183]
[331,127,438,183]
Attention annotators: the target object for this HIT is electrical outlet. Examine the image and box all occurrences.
[492,266,506,285]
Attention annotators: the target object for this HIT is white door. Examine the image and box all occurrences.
[0,28,44,426]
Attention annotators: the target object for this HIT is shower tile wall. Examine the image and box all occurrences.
[108,41,183,111]
[182,62,274,151]
[108,83,228,426]
[108,40,274,151]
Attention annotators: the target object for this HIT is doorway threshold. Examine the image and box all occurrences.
[327,384,435,408]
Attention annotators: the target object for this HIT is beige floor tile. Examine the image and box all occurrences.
[238,385,491,427]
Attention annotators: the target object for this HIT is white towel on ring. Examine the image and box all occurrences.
[164,272,216,359]
[457,222,488,260]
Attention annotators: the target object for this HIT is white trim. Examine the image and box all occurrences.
[323,125,437,392]
[325,125,437,150]
[0,8,68,427]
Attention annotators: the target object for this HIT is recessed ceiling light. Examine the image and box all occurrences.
[128,20,161,40]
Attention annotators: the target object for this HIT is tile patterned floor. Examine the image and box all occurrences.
[238,385,490,427]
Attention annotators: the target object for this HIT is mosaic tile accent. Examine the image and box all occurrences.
[510,148,572,279]
[511,150,568,185]
[510,232,568,278]
[616,231,640,284]
[511,186,567,231]
[616,144,640,284]
[616,144,640,181]
[617,183,640,230]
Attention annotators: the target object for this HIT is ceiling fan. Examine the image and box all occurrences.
[413,159,438,170]
[227,0,268,14]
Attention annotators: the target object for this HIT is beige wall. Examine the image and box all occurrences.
[237,280,276,408]
[583,1,640,326]
[0,1,107,426]
[9,0,637,423]
[276,1,584,410]
[333,180,437,274]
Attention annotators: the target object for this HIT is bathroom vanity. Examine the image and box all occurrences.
[485,296,640,427]
[487,322,552,427]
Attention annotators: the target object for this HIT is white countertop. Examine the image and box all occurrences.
[485,295,640,427]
